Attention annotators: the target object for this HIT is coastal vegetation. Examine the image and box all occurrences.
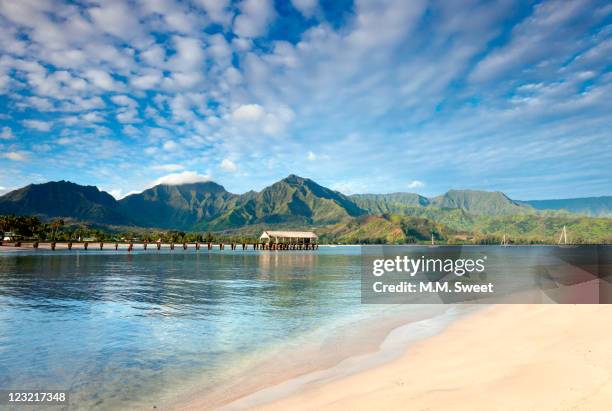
[2,210,610,245]
[316,212,612,244]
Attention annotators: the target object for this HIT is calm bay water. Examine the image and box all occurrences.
[0,247,448,410]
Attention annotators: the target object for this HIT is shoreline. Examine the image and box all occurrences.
[1,244,605,253]
[173,305,479,411]
[230,304,612,411]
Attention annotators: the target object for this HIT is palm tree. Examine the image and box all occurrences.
[51,219,64,241]
[0,215,7,239]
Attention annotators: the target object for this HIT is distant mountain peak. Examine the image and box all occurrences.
[432,189,526,215]
[281,174,309,184]
[0,180,128,224]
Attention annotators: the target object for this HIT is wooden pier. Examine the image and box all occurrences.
[0,240,319,252]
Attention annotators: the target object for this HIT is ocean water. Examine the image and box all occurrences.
[0,247,459,410]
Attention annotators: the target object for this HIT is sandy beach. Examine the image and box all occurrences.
[219,305,612,411]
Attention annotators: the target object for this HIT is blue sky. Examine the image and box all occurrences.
[0,0,610,200]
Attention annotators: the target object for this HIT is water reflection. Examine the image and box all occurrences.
[0,248,365,410]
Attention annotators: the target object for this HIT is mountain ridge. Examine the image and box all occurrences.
[1,176,610,229]
[351,189,530,216]
[0,180,129,225]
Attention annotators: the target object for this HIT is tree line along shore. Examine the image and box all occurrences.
[1,213,611,246]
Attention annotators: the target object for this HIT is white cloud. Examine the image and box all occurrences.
[407,180,425,189]
[230,104,294,135]
[232,104,265,122]
[108,189,122,199]
[162,140,179,151]
[130,71,162,89]
[3,151,28,161]
[470,0,589,82]
[291,0,318,17]
[88,1,142,41]
[170,36,204,72]
[152,171,211,186]
[208,33,232,66]
[85,69,118,91]
[152,163,185,171]
[232,37,252,51]
[23,119,52,131]
[220,158,238,172]
[330,180,369,195]
[0,126,14,139]
[307,151,317,161]
[233,0,276,38]
[111,95,137,107]
[262,106,294,135]
[116,107,140,124]
[195,0,231,25]
[82,112,105,123]
[107,188,139,199]
[140,45,165,66]
[224,67,243,85]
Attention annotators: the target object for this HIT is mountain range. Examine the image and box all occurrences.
[0,175,610,230]
[351,190,526,216]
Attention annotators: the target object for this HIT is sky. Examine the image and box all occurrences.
[0,0,610,200]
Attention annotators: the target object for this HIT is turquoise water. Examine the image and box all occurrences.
[0,247,449,410]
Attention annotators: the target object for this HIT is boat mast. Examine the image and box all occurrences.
[558,225,568,245]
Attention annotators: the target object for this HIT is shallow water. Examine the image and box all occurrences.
[0,247,431,410]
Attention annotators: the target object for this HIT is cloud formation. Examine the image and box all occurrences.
[220,158,239,173]
[0,0,610,199]
[151,171,211,187]
[407,180,425,190]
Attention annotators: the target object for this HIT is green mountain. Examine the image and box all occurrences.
[116,175,367,230]
[0,181,129,225]
[118,182,241,230]
[205,175,365,229]
[430,189,530,215]
[523,196,612,217]
[352,189,530,216]
[350,193,430,214]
